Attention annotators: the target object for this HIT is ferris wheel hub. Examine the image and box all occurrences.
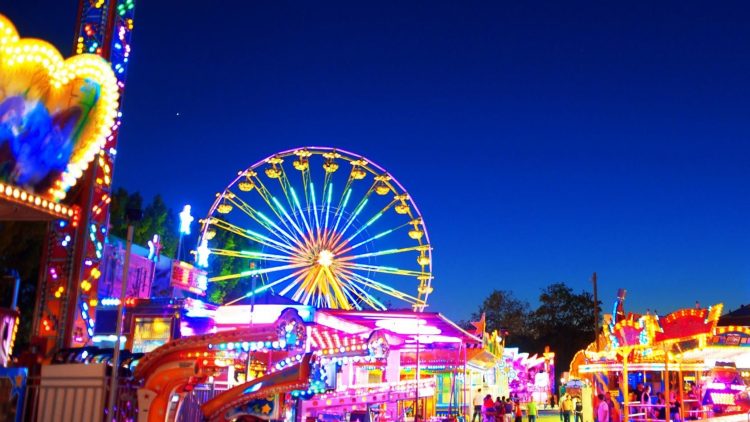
[317,249,334,268]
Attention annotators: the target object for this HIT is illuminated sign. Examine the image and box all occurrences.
[196,239,210,268]
[0,14,119,208]
[170,261,207,295]
[179,205,193,235]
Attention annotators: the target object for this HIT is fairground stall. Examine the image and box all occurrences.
[501,346,555,405]
[570,290,750,422]
[133,303,501,422]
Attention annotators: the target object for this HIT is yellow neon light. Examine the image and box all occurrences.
[0,14,119,202]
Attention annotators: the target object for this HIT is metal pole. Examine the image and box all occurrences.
[664,347,670,422]
[592,272,599,352]
[677,362,685,422]
[246,274,256,381]
[416,324,420,422]
[8,270,20,310]
[463,342,468,419]
[176,233,183,262]
[623,348,630,422]
[107,224,134,421]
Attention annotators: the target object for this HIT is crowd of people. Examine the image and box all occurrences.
[471,389,538,422]
[630,383,684,422]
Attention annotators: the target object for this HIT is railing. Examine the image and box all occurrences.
[21,375,140,421]
[176,385,225,422]
[626,401,717,422]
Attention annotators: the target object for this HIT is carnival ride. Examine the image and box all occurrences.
[570,291,750,421]
[0,0,138,353]
[131,305,484,422]
[0,9,122,359]
[197,147,433,311]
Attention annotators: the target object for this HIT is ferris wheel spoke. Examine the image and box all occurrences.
[250,172,310,249]
[300,167,313,230]
[339,262,429,278]
[339,268,424,306]
[279,269,311,297]
[334,281,364,311]
[248,268,308,297]
[209,217,297,255]
[331,194,371,247]
[331,181,378,246]
[289,187,313,240]
[235,195,306,251]
[334,176,354,214]
[275,163,304,229]
[322,182,334,240]
[330,188,352,236]
[208,248,297,263]
[337,272,386,310]
[209,262,308,282]
[292,268,318,304]
[224,192,300,249]
[336,219,409,255]
[337,245,424,262]
[224,267,308,306]
[309,182,321,237]
[342,199,397,244]
[319,271,334,309]
[321,265,350,310]
[301,267,325,306]
[246,174,293,233]
[271,196,311,249]
[314,265,335,308]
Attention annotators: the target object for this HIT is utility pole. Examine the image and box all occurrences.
[592,272,599,352]
[107,208,142,421]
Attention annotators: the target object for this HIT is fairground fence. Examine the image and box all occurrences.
[20,375,223,421]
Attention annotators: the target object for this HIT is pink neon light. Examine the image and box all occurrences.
[374,319,441,335]
[315,312,367,334]
[403,334,462,344]
[214,304,312,325]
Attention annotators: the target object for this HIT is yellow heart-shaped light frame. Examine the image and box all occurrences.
[0,14,119,202]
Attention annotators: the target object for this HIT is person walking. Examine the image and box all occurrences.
[640,385,652,419]
[483,395,496,422]
[527,400,538,422]
[473,389,483,422]
[562,395,573,422]
[496,397,505,422]
[597,394,610,422]
[514,400,523,422]
[574,396,583,422]
[504,398,514,422]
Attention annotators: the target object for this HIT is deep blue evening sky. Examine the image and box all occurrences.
[5,1,749,320]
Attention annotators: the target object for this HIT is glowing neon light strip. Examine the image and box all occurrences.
[310,182,320,235]
[340,262,428,278]
[331,188,352,235]
[323,183,333,235]
[224,193,297,249]
[290,187,313,236]
[210,262,307,282]
[272,196,308,244]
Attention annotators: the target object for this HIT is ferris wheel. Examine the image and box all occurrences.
[196,147,433,311]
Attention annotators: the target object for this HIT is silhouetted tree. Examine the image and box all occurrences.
[0,221,48,352]
[469,289,535,350]
[530,282,599,382]
[109,189,178,257]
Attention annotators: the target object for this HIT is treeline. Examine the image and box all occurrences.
[465,282,601,383]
